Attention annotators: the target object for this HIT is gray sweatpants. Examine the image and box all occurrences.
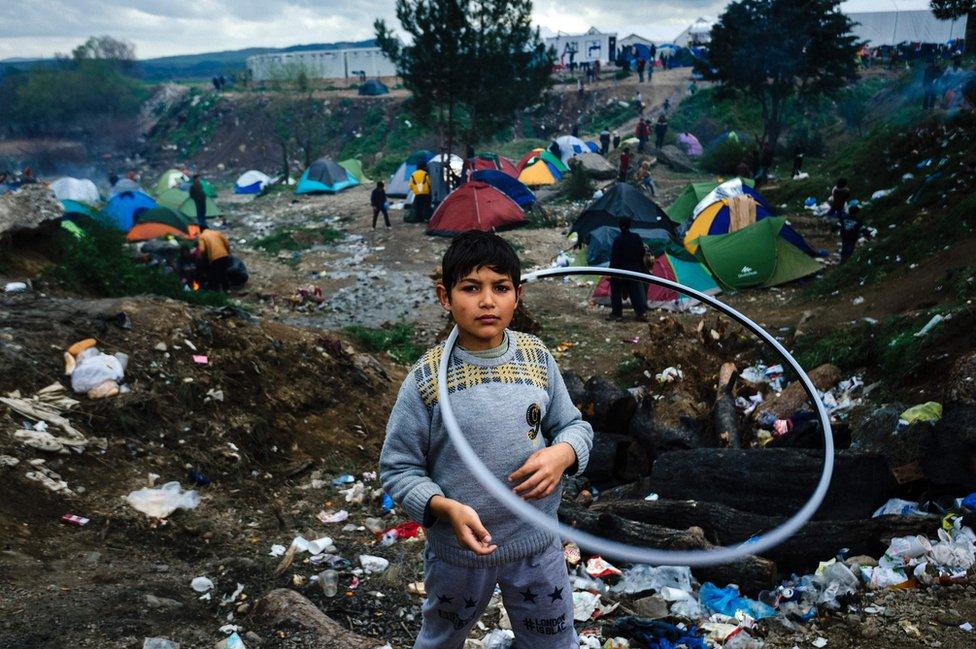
[413,542,577,649]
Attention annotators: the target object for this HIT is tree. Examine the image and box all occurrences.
[376,0,553,169]
[698,0,859,171]
[70,35,137,72]
[930,1,976,55]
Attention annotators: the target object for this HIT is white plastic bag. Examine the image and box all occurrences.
[126,481,201,518]
[71,348,126,393]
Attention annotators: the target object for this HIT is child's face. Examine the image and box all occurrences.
[437,266,522,351]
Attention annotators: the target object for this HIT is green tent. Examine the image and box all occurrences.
[665,177,755,224]
[157,187,222,219]
[538,150,568,173]
[339,158,370,183]
[136,206,193,230]
[694,217,822,289]
[60,199,102,221]
[155,169,188,196]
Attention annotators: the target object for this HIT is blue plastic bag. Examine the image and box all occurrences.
[699,582,776,620]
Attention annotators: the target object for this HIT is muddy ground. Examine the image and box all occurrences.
[2,71,975,648]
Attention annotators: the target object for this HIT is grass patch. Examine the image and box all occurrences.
[344,322,423,365]
[583,100,636,135]
[254,227,343,254]
[494,138,548,160]
[48,220,227,307]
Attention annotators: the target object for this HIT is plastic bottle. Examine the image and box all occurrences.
[319,569,339,597]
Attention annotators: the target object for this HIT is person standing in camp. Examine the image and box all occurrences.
[634,90,644,116]
[618,147,631,182]
[607,217,648,322]
[633,160,657,197]
[635,119,650,153]
[612,130,621,150]
[791,145,805,178]
[410,162,433,223]
[189,174,208,230]
[371,181,391,229]
[636,57,646,83]
[654,114,669,149]
[923,58,942,110]
[839,204,869,263]
[599,128,611,156]
[196,227,232,292]
[828,178,851,220]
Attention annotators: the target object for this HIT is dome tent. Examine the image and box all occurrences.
[60,199,102,223]
[571,183,675,243]
[470,169,535,208]
[126,206,197,242]
[104,191,158,231]
[155,169,189,195]
[426,181,525,237]
[665,177,755,224]
[552,135,589,165]
[50,177,100,204]
[235,170,272,194]
[359,79,389,96]
[109,178,144,198]
[516,148,568,174]
[683,194,818,257]
[157,187,222,219]
[585,225,677,267]
[295,158,358,194]
[468,153,519,178]
[387,150,434,197]
[591,249,720,311]
[338,159,370,183]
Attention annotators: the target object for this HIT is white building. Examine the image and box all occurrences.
[847,9,967,45]
[545,27,618,66]
[619,34,657,50]
[247,47,397,82]
[674,17,714,48]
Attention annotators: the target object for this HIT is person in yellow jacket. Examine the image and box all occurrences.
[409,161,432,223]
[196,227,232,292]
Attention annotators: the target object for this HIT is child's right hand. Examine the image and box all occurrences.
[432,496,497,555]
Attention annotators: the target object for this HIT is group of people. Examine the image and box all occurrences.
[923,56,974,111]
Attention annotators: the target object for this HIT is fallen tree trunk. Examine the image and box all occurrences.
[580,376,637,434]
[642,449,896,520]
[254,589,380,648]
[591,498,941,569]
[713,362,741,448]
[559,504,777,594]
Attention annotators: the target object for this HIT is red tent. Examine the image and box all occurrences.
[426,181,526,236]
[469,153,519,178]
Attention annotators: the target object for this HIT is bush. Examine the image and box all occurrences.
[344,323,423,365]
[48,220,227,306]
[565,160,593,200]
[701,137,752,175]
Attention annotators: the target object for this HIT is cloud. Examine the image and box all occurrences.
[0,0,730,60]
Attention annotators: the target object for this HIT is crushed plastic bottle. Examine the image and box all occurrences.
[318,569,339,597]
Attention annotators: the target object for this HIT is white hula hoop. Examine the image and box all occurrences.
[437,266,834,566]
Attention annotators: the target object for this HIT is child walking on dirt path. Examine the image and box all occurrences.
[371,181,391,228]
[380,231,593,649]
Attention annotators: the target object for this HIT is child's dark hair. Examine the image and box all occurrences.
[441,231,520,294]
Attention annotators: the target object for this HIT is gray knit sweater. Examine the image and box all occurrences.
[380,330,593,567]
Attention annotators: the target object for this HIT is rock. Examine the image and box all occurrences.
[145,594,183,610]
[758,364,843,419]
[138,83,190,136]
[655,145,698,173]
[244,631,263,646]
[0,184,64,241]
[946,352,976,405]
[934,610,964,626]
[576,152,617,180]
[253,588,380,648]
[632,595,669,619]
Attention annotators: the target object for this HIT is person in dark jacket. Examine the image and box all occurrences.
[654,114,669,148]
[618,147,632,182]
[189,174,208,230]
[599,128,611,156]
[839,205,870,263]
[371,181,390,228]
[607,217,648,322]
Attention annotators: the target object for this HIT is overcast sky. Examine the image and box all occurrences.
[0,1,931,60]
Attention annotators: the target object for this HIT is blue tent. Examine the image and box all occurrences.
[104,190,157,231]
[585,141,600,153]
[585,225,677,266]
[470,169,535,208]
[296,158,358,194]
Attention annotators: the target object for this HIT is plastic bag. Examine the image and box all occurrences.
[698,582,776,620]
[126,482,200,518]
[611,565,692,595]
[143,639,180,649]
[481,629,514,649]
[71,348,126,393]
[873,499,921,518]
[359,554,390,574]
[899,402,942,424]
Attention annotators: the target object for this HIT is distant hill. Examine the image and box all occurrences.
[0,40,378,82]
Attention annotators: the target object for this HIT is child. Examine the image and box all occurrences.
[380,231,593,648]
[371,181,390,228]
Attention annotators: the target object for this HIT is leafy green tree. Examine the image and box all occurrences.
[930,1,976,54]
[698,0,859,170]
[376,0,553,166]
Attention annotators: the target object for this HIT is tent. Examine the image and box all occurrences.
[691,178,767,220]
[676,132,703,157]
[591,251,721,310]
[126,207,197,242]
[338,159,369,183]
[104,190,158,231]
[50,177,100,204]
[60,199,102,223]
[552,135,590,165]
[426,181,525,236]
[469,153,519,178]
[155,169,189,195]
[585,141,601,153]
[585,225,678,266]
[665,177,755,224]
[295,158,359,194]
[109,178,144,197]
[387,150,435,197]
[358,79,389,96]
[516,148,568,174]
[470,169,534,208]
[694,217,821,289]
[683,195,817,257]
[234,170,272,194]
[571,183,676,242]
[430,153,464,177]
[157,187,223,219]
[518,157,562,186]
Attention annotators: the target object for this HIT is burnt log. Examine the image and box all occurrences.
[562,370,588,407]
[643,449,897,521]
[559,503,777,593]
[591,498,941,569]
[920,402,976,493]
[254,588,380,648]
[628,394,712,454]
[582,432,654,484]
[580,376,637,433]
[713,363,741,448]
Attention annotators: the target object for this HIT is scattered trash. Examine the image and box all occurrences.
[812,638,828,648]
[900,402,942,425]
[317,509,350,524]
[852,296,864,305]
[126,482,201,518]
[914,314,944,337]
[143,639,180,649]
[291,535,336,555]
[960,622,974,633]
[331,473,355,486]
[4,281,28,293]
[612,565,692,595]
[698,582,776,619]
[61,513,89,526]
[192,355,209,364]
[214,632,246,649]
[191,576,214,593]
[359,554,389,574]
[70,346,127,394]
[586,556,622,578]
[572,591,618,621]
[873,499,922,517]
[655,367,683,383]
[317,569,339,597]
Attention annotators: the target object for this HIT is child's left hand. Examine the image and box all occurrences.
[508,443,577,500]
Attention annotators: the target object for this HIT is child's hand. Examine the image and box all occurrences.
[433,496,497,555]
[508,442,577,500]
